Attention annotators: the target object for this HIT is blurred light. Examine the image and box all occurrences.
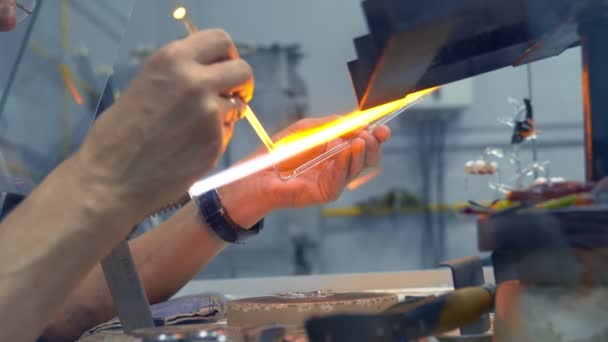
[347,168,382,190]
[189,88,438,197]
[172,6,187,20]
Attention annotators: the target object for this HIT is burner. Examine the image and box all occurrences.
[227,291,398,329]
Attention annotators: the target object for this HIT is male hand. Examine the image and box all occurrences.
[267,116,390,207]
[220,116,390,228]
[75,29,254,221]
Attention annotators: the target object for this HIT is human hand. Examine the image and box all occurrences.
[75,29,254,220]
[266,116,390,207]
[219,116,390,228]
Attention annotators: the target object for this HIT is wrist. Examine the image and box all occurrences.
[217,174,274,229]
[67,154,142,228]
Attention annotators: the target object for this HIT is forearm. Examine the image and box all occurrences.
[0,157,136,342]
[43,176,271,340]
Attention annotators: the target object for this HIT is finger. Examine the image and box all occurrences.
[326,145,352,193]
[360,131,380,168]
[0,0,16,31]
[214,96,242,126]
[199,58,254,101]
[276,142,330,171]
[348,138,366,181]
[222,119,235,146]
[202,95,236,150]
[180,29,239,64]
[372,125,391,143]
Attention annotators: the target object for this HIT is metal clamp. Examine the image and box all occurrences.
[439,256,491,335]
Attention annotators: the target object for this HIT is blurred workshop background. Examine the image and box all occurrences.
[0,0,585,279]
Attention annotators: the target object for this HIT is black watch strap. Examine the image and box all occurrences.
[195,189,263,243]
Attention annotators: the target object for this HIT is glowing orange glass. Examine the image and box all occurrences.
[189,87,438,196]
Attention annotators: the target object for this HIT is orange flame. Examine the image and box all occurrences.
[273,87,437,153]
[61,64,84,105]
[347,167,382,190]
[189,87,438,196]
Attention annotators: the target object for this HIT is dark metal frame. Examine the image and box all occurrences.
[580,8,608,182]
[440,257,491,335]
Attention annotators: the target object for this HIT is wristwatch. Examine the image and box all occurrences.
[194,189,263,243]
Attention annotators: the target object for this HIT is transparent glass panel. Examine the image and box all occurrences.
[0,0,136,194]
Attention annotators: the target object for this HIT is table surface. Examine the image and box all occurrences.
[78,268,495,341]
[174,267,495,300]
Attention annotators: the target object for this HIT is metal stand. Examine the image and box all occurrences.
[101,239,155,332]
[580,8,608,182]
[415,113,450,267]
[440,256,491,335]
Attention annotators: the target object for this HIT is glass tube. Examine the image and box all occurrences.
[274,94,428,181]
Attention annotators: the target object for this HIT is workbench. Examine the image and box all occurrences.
[78,268,494,341]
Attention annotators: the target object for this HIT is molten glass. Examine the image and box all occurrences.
[189,87,438,196]
[171,6,439,195]
[243,106,275,152]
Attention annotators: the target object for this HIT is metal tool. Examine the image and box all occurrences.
[440,257,491,335]
[100,238,156,332]
[305,284,496,341]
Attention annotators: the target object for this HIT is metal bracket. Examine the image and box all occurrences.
[101,239,155,332]
[439,256,491,335]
